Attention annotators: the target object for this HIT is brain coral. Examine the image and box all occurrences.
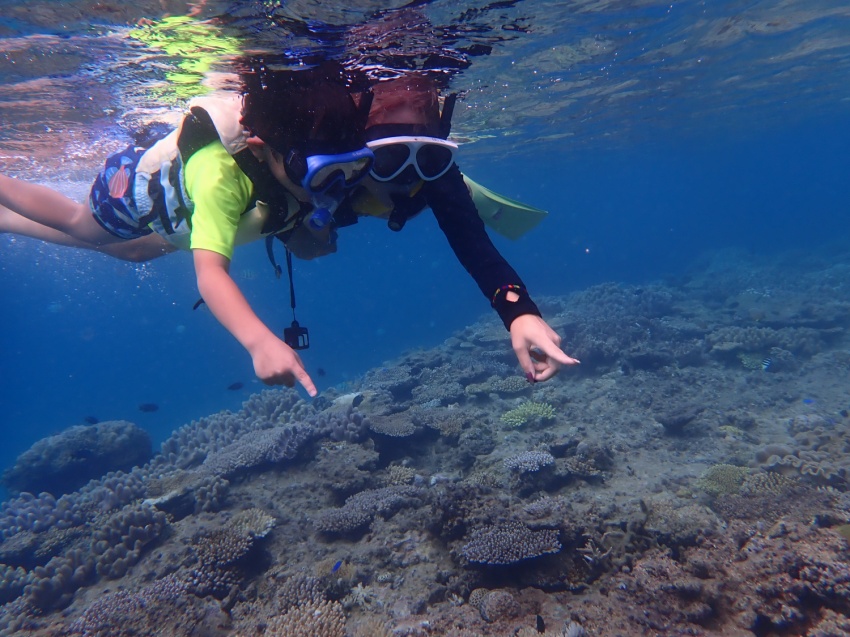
[478,589,520,623]
[695,464,749,497]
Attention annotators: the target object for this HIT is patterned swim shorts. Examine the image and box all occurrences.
[89,146,154,240]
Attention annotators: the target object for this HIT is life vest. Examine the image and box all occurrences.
[132,94,303,250]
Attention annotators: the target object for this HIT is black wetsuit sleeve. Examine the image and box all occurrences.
[422,165,541,330]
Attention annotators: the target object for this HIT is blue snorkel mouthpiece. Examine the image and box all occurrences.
[307,206,333,231]
[306,190,342,234]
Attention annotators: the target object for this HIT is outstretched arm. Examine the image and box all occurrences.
[510,313,580,383]
[423,166,578,380]
[193,248,317,396]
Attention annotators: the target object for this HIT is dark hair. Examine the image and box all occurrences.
[241,61,370,156]
[365,74,454,141]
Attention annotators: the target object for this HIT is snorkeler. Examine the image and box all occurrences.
[1,70,576,385]
[315,75,580,382]
[0,62,375,396]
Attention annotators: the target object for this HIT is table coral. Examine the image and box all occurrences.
[461,521,561,565]
[504,451,556,473]
[200,425,313,478]
[313,485,421,535]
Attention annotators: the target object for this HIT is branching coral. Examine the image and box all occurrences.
[69,574,227,637]
[504,451,555,473]
[263,599,346,637]
[500,402,556,427]
[461,521,561,565]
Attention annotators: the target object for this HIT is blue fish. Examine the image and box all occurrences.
[331,560,343,573]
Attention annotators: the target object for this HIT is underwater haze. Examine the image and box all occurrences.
[1,0,846,467]
[1,1,850,635]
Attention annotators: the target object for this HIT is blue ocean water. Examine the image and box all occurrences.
[1,0,849,475]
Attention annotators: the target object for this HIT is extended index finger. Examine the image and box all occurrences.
[296,368,318,397]
[537,340,581,366]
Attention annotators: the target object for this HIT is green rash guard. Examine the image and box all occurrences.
[183,140,254,260]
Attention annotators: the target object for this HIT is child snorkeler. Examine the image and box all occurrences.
[317,74,580,383]
[2,70,576,387]
[0,62,375,397]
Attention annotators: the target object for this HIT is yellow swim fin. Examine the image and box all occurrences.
[464,175,548,240]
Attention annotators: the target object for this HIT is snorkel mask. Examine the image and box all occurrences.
[367,135,457,182]
[284,147,375,230]
[364,76,458,185]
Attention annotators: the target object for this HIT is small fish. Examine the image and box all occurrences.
[761,358,772,371]
[331,560,343,573]
[83,416,99,425]
[138,402,159,413]
[227,382,244,391]
[316,367,326,377]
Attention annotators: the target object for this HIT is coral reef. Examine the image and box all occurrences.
[262,599,347,637]
[91,503,167,579]
[367,411,418,437]
[1,248,849,636]
[696,463,750,496]
[504,451,556,473]
[500,401,556,427]
[313,485,422,535]
[461,521,561,565]
[2,421,151,496]
[68,575,228,637]
[199,425,313,478]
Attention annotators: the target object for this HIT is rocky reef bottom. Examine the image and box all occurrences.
[1,246,849,637]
